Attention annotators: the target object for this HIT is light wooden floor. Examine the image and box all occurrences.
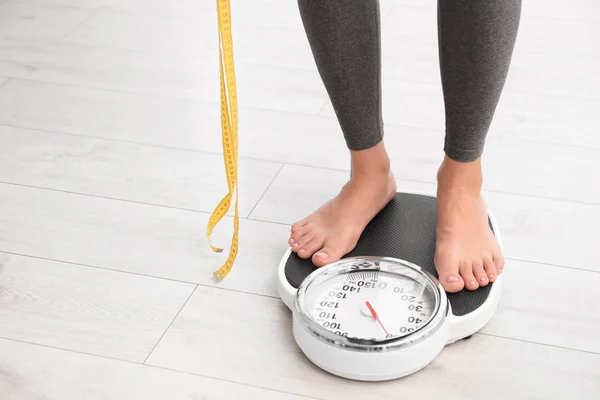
[0,0,599,399]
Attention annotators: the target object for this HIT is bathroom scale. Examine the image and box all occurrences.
[277,191,504,381]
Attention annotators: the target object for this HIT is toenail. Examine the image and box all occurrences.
[446,276,460,283]
[489,273,496,280]
[315,252,328,260]
[289,238,294,243]
[299,249,305,255]
[293,243,299,248]
[470,280,477,287]
[480,276,487,283]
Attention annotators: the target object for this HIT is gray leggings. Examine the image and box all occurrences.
[297,0,521,162]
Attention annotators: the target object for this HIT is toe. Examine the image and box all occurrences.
[312,247,342,267]
[484,258,497,282]
[298,235,323,260]
[473,261,488,287]
[311,237,353,267]
[297,246,311,259]
[289,224,311,247]
[459,262,479,291]
[289,238,302,253]
[493,252,505,274]
[296,230,316,250]
[434,257,464,293]
[290,221,308,240]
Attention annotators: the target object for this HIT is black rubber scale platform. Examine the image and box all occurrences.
[284,192,495,317]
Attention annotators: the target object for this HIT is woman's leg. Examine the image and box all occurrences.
[290,0,396,267]
[291,0,521,293]
[434,0,521,292]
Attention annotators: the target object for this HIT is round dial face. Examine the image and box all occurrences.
[304,267,438,342]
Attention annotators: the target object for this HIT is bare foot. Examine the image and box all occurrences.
[434,156,505,293]
[289,142,396,267]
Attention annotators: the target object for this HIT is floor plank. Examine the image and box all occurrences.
[481,259,600,354]
[0,41,328,114]
[387,0,600,22]
[521,0,600,22]
[381,36,600,102]
[0,2,93,43]
[0,79,223,150]
[0,338,311,400]
[0,252,195,362]
[0,125,282,217]
[59,6,312,66]
[250,165,437,225]
[250,164,600,272]
[0,40,213,99]
[485,193,599,273]
[12,0,392,23]
[515,18,599,59]
[0,183,291,297]
[9,0,215,18]
[382,6,439,44]
[489,89,600,146]
[58,3,393,69]
[61,10,217,55]
[146,286,600,400]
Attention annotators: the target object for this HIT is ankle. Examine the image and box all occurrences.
[437,155,483,194]
[350,141,391,179]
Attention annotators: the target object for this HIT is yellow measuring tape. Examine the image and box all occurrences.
[207,0,239,281]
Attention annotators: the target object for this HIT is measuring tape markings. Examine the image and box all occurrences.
[207,0,239,281]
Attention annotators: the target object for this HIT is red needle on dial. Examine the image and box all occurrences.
[365,301,391,337]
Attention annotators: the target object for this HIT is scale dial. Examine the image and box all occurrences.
[295,257,447,350]
[308,269,437,341]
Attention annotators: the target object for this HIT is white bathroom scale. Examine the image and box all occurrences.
[277,191,504,381]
